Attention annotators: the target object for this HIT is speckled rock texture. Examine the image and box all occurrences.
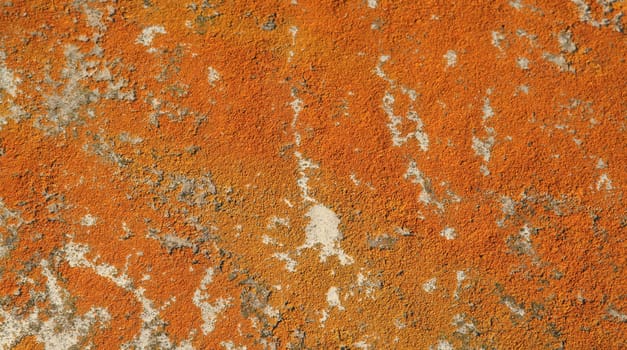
[0,1,625,349]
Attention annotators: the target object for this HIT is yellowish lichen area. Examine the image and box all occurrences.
[0,0,625,349]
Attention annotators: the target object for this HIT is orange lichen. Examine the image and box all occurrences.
[0,0,625,349]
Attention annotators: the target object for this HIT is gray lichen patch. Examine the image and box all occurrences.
[83,130,132,167]
[607,306,627,323]
[452,313,479,337]
[80,214,97,226]
[376,55,429,152]
[543,52,575,73]
[491,31,506,50]
[157,233,196,254]
[367,233,397,250]
[0,51,20,98]
[171,173,217,207]
[34,41,134,134]
[0,199,24,259]
[261,14,277,31]
[0,258,111,350]
[472,134,495,163]
[558,31,577,53]
[516,57,530,70]
[193,268,231,335]
[571,0,624,31]
[502,296,526,318]
[404,160,444,211]
[506,225,540,263]
[422,277,437,293]
[239,277,281,342]
[144,92,208,127]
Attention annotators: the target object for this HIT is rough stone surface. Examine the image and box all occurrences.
[0,0,625,349]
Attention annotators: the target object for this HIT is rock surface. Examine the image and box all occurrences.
[0,1,625,349]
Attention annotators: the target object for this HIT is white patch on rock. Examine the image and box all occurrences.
[570,0,617,29]
[509,0,523,10]
[267,216,290,229]
[83,4,105,32]
[289,26,298,44]
[543,52,574,73]
[192,268,231,335]
[299,204,353,265]
[355,272,379,299]
[382,92,429,151]
[504,298,525,317]
[0,259,111,350]
[0,51,20,97]
[273,252,297,272]
[264,305,281,319]
[491,31,506,49]
[596,173,613,191]
[517,57,530,70]
[501,196,516,216]
[295,152,319,203]
[118,132,143,144]
[452,313,477,335]
[41,260,68,311]
[326,287,344,310]
[517,85,529,94]
[354,340,371,349]
[440,227,457,240]
[221,340,248,350]
[404,160,443,210]
[514,225,536,257]
[367,0,378,8]
[422,277,437,293]
[395,227,413,236]
[472,94,497,171]
[290,91,303,129]
[37,307,111,350]
[454,270,467,300]
[375,55,429,151]
[607,307,627,322]
[482,97,494,121]
[262,235,278,245]
[444,50,457,67]
[558,31,577,53]
[479,164,490,176]
[319,310,329,324]
[176,339,196,350]
[472,135,495,162]
[374,55,391,81]
[497,196,516,227]
[136,25,166,47]
[63,242,190,349]
[207,66,221,86]
[433,339,454,350]
[80,214,97,226]
[0,199,24,258]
